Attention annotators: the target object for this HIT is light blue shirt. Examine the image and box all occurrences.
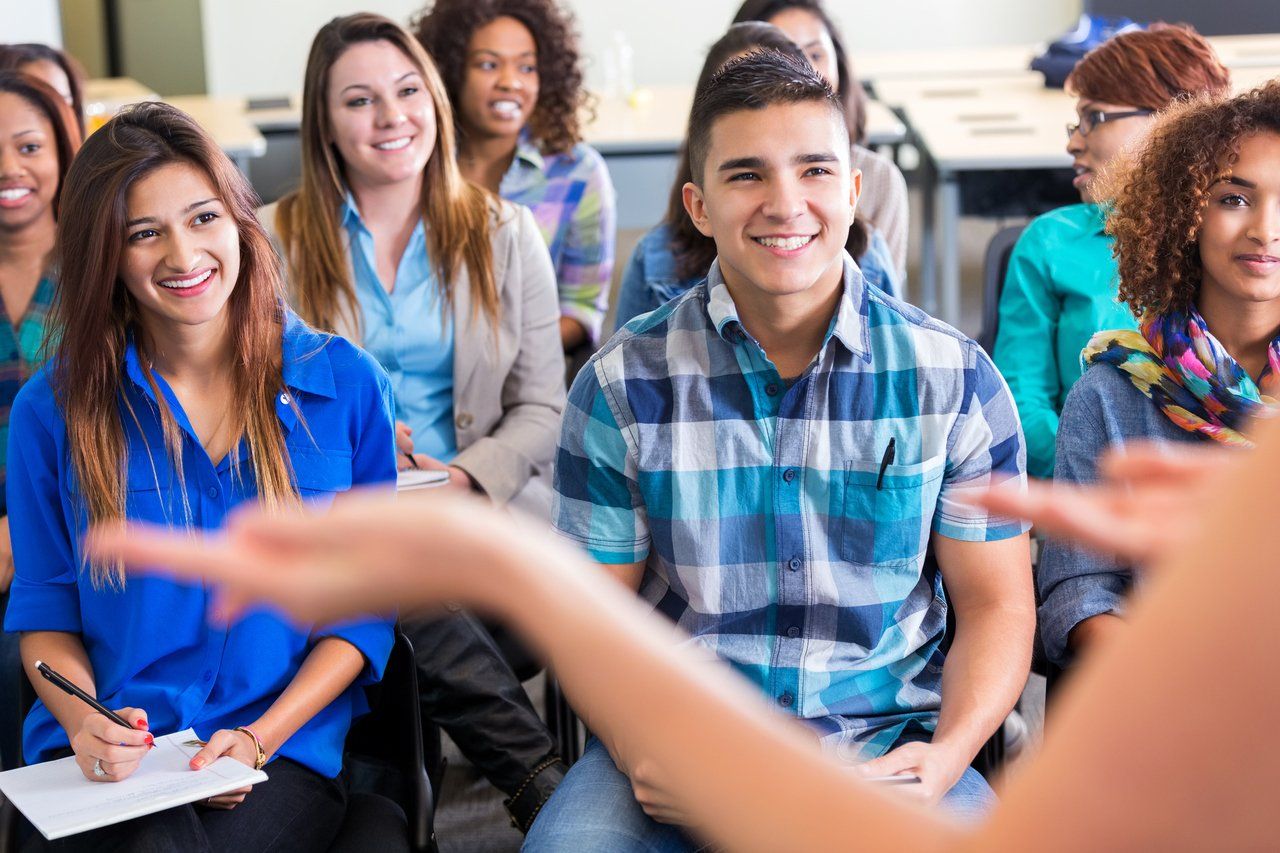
[342,194,456,462]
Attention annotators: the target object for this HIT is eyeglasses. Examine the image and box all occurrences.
[1065,109,1155,140]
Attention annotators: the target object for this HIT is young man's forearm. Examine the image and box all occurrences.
[933,600,1035,762]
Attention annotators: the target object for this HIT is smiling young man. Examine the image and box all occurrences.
[531,52,1033,851]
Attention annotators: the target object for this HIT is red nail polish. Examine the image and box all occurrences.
[190,758,203,770]
[135,720,149,730]
[144,734,154,746]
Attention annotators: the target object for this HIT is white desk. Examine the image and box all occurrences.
[883,64,1280,322]
[585,85,906,154]
[1209,34,1280,68]
[858,45,1040,84]
[82,79,267,172]
[167,95,268,170]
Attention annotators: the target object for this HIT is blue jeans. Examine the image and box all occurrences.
[0,592,23,769]
[524,736,995,852]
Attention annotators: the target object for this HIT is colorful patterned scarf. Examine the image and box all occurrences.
[1082,308,1280,447]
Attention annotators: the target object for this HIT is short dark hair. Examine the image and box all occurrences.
[732,0,867,145]
[687,49,845,186]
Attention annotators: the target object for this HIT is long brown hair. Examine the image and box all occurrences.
[666,25,868,282]
[0,42,87,136]
[0,70,81,220]
[277,13,498,335]
[53,102,297,587]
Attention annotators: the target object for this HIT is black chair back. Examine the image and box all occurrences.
[342,631,439,853]
[977,224,1028,356]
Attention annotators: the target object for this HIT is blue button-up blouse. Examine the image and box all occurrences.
[3,311,397,777]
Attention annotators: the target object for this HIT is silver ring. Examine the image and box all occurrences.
[93,758,107,777]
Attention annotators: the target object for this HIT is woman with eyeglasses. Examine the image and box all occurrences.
[990,25,1229,480]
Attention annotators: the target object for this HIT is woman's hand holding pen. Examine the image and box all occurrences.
[394,420,476,493]
[71,706,152,783]
[189,728,263,809]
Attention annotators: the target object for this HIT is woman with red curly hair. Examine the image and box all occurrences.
[992,25,1230,482]
[1038,80,1280,670]
[414,0,616,354]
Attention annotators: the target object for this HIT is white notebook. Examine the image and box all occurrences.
[397,469,450,491]
[0,728,268,840]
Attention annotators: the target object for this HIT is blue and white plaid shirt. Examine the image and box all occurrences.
[553,256,1028,756]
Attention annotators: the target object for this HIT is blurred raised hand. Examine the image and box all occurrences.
[975,442,1231,567]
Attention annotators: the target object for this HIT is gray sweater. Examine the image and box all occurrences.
[1037,362,1202,666]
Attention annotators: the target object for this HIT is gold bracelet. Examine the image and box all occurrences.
[234,725,268,770]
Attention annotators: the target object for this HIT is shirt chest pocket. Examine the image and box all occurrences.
[123,459,180,520]
[838,456,946,567]
[288,446,354,504]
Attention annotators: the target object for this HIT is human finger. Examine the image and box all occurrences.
[81,710,152,749]
[190,729,240,771]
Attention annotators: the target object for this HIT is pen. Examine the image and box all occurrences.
[34,659,135,731]
[402,451,420,469]
[876,437,896,491]
[866,774,922,785]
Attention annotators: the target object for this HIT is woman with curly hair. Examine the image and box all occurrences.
[992,25,1230,481]
[1038,79,1280,670]
[733,0,909,276]
[414,0,616,353]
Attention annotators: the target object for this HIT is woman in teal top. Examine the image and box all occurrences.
[992,26,1229,478]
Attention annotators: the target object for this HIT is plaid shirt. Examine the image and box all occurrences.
[500,135,616,346]
[553,257,1028,757]
[0,275,56,516]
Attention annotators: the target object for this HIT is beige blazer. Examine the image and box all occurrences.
[260,198,566,513]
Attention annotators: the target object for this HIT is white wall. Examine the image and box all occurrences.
[201,0,1083,97]
[1,0,63,44]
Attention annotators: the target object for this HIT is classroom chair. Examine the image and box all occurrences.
[977,224,1028,356]
[0,632,440,853]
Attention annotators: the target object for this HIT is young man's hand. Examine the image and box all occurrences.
[627,756,692,825]
[855,740,969,806]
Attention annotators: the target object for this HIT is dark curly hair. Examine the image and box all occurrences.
[1106,80,1280,318]
[413,0,588,155]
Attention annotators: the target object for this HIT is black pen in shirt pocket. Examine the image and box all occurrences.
[876,437,896,491]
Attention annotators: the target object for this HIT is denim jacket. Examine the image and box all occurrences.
[614,223,903,333]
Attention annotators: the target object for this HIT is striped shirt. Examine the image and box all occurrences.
[0,275,56,516]
[553,256,1028,756]
[500,135,616,346]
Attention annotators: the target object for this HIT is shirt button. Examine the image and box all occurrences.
[279,393,290,405]
[778,692,794,708]
[782,468,797,483]
[456,412,474,430]
[765,382,779,397]
[788,557,801,571]
[206,486,218,499]
[786,626,801,639]
[202,670,214,682]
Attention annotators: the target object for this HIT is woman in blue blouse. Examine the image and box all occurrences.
[4,102,395,851]
[613,23,901,332]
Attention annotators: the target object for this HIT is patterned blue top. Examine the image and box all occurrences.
[5,312,397,776]
[553,256,1028,756]
[341,194,457,462]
